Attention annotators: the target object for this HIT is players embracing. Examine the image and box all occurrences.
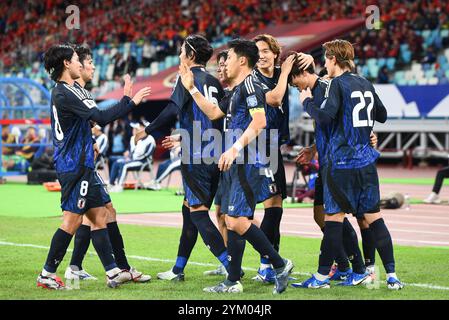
[294,39,403,290]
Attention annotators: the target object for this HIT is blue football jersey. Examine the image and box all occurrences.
[317,71,387,169]
[50,81,98,173]
[310,78,331,167]
[223,75,267,167]
[170,66,224,162]
[252,67,290,145]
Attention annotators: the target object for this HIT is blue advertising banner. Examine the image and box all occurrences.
[290,84,449,121]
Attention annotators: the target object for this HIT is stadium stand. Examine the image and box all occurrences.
[3,0,447,92]
[1,0,449,178]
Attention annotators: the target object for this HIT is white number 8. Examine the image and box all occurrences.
[52,105,64,141]
[80,181,89,197]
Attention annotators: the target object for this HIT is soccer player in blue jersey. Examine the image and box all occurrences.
[296,39,403,290]
[203,50,234,277]
[37,44,151,290]
[64,44,151,283]
[135,35,230,281]
[251,34,313,283]
[288,58,376,287]
[294,66,379,281]
[178,39,293,294]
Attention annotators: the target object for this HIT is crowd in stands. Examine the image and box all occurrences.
[346,1,449,83]
[1,0,304,73]
[1,1,449,89]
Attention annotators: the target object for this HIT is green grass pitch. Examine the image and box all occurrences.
[0,180,432,218]
[1,215,449,300]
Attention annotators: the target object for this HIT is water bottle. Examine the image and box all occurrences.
[404,193,411,211]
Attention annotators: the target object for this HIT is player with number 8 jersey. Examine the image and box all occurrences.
[37,44,151,290]
[51,73,136,213]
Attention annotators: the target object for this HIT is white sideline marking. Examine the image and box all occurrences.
[1,240,449,291]
[406,283,449,291]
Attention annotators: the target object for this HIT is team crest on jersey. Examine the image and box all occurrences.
[77,197,86,210]
[269,183,278,194]
[246,95,258,107]
[83,99,97,109]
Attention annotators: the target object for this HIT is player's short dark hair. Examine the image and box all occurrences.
[74,44,92,66]
[318,67,328,77]
[287,51,315,84]
[216,50,228,64]
[228,39,259,69]
[43,44,76,81]
[184,34,213,66]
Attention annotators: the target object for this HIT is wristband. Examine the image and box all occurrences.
[189,87,199,95]
[233,140,244,152]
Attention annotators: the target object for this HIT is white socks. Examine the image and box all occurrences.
[41,269,55,277]
[259,263,272,271]
[387,272,397,279]
[106,267,122,278]
[314,273,329,281]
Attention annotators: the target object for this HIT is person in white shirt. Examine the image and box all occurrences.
[92,125,108,156]
[148,141,181,191]
[109,122,155,192]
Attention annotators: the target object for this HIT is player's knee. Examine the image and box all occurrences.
[263,195,282,208]
[86,207,108,229]
[217,213,226,228]
[324,212,345,222]
[313,206,325,229]
[106,203,117,223]
[357,218,369,229]
[61,213,83,235]
[224,216,238,232]
[364,212,382,225]
[190,204,209,212]
[226,216,250,235]
[82,215,92,227]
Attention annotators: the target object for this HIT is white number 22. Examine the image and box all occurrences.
[351,91,374,128]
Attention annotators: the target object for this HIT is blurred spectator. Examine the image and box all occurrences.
[2,127,40,172]
[422,45,437,64]
[92,124,108,157]
[15,127,40,162]
[423,164,449,204]
[1,125,18,156]
[147,144,181,191]
[377,66,390,84]
[108,122,156,192]
[124,54,138,77]
[142,40,156,67]
[113,53,127,80]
